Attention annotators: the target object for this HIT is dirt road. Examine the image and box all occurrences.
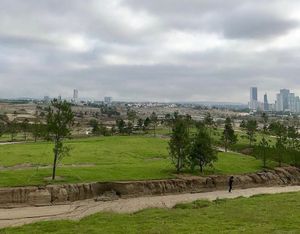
[1,185,300,229]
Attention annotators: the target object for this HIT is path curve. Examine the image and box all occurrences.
[1,186,300,229]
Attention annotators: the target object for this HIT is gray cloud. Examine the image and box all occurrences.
[0,0,300,102]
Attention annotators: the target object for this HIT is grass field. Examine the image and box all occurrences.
[3,192,300,233]
[0,136,266,187]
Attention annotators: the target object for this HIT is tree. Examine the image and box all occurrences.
[32,119,44,142]
[143,117,151,133]
[221,117,237,152]
[89,119,100,135]
[164,113,173,133]
[0,122,5,137]
[245,120,258,146]
[256,137,270,168]
[116,118,126,134]
[21,118,29,141]
[137,118,144,131]
[269,122,287,167]
[150,112,158,137]
[287,126,300,166]
[127,109,137,123]
[127,121,134,135]
[204,113,215,136]
[7,120,18,142]
[169,118,190,173]
[189,125,217,173]
[46,99,74,180]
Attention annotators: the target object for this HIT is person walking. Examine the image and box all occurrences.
[228,176,234,192]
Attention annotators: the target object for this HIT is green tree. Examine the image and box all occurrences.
[0,122,5,137]
[7,120,18,142]
[150,112,158,137]
[221,117,237,152]
[127,109,137,123]
[245,120,258,146]
[127,121,134,135]
[143,117,151,133]
[21,118,29,141]
[189,125,217,173]
[89,119,100,135]
[287,126,300,166]
[204,113,214,136]
[137,118,144,131]
[164,113,173,133]
[116,119,126,134]
[256,137,270,168]
[169,118,190,173]
[32,119,44,142]
[46,99,74,180]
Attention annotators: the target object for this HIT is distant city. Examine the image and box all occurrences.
[249,87,300,113]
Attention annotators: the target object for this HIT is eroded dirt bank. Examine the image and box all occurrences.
[0,166,300,207]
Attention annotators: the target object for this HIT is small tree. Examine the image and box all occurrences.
[164,113,173,133]
[204,113,214,136]
[189,125,217,173]
[169,117,190,173]
[32,119,43,142]
[287,126,300,166]
[245,120,258,146]
[137,118,144,131]
[21,118,29,141]
[127,109,137,123]
[127,121,134,135]
[0,122,5,138]
[221,117,237,152]
[46,99,74,180]
[7,120,18,142]
[150,112,158,137]
[116,118,126,134]
[143,117,151,133]
[256,137,270,168]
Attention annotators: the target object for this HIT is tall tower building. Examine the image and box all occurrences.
[73,89,79,103]
[249,87,258,110]
[264,93,269,111]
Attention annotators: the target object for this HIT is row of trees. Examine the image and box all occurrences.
[0,118,47,142]
[89,112,159,136]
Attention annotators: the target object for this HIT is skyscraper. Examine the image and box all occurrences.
[249,87,258,110]
[73,89,79,103]
[276,89,290,112]
[250,87,257,101]
[264,93,269,111]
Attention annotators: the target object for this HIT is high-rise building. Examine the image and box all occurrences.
[104,97,112,104]
[73,89,79,103]
[73,89,78,99]
[276,89,290,112]
[264,93,269,111]
[250,87,257,101]
[249,87,258,110]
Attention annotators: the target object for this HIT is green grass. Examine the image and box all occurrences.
[0,136,266,187]
[3,192,300,233]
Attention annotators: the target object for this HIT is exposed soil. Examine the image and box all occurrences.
[0,186,300,229]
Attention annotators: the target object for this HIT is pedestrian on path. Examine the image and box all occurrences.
[228,176,234,192]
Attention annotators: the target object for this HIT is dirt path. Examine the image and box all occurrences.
[1,185,300,229]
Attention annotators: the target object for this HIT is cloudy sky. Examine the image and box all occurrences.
[1,0,300,103]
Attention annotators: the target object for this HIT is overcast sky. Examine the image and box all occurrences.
[1,0,300,103]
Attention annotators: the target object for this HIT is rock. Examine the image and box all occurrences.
[28,189,51,206]
[94,190,119,202]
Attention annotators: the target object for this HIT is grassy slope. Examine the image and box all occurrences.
[3,192,300,233]
[0,136,265,187]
